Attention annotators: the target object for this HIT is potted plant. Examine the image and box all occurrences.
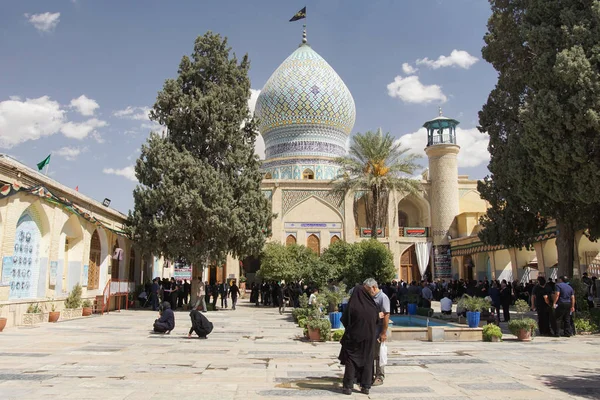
[82,299,93,316]
[306,317,332,342]
[23,302,45,325]
[403,294,420,315]
[459,295,490,328]
[127,292,135,308]
[324,284,346,329]
[482,323,503,342]
[48,299,60,323]
[63,284,83,319]
[508,299,537,341]
[0,305,6,332]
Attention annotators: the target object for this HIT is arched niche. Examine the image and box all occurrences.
[302,168,315,180]
[286,234,297,246]
[397,194,430,227]
[58,214,85,293]
[8,202,51,299]
[264,172,273,179]
[307,234,320,255]
[330,235,340,245]
[284,196,343,224]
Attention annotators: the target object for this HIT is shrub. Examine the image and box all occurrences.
[574,316,599,334]
[482,324,503,341]
[64,284,83,309]
[331,329,345,341]
[306,317,332,341]
[26,303,43,314]
[292,304,316,322]
[298,317,308,329]
[82,299,92,308]
[458,295,490,312]
[322,283,347,313]
[514,299,530,315]
[508,318,537,336]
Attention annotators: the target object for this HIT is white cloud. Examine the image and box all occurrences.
[387,75,447,104]
[61,118,108,140]
[416,50,479,70]
[9,96,21,101]
[0,96,65,148]
[402,63,418,75]
[70,95,99,116]
[54,146,88,161]
[113,106,151,121]
[91,131,105,144]
[24,12,60,32]
[396,127,490,168]
[103,165,137,182]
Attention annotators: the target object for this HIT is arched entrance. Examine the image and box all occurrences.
[88,230,102,289]
[400,245,419,283]
[307,234,320,255]
[9,213,42,299]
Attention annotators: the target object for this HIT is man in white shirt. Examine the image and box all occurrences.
[308,288,318,306]
[440,293,452,315]
[363,278,390,388]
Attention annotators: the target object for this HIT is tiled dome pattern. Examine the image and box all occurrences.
[256,43,355,179]
[256,44,355,136]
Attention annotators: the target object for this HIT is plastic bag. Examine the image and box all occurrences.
[379,342,388,366]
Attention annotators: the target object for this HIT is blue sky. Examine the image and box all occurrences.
[0,0,496,214]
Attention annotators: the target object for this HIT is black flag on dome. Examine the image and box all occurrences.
[289,7,306,22]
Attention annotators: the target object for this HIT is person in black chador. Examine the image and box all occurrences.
[153,301,175,334]
[339,284,378,396]
[187,309,213,339]
[531,276,553,336]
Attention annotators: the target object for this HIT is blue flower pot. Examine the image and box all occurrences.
[407,303,417,315]
[329,312,342,329]
[466,311,481,328]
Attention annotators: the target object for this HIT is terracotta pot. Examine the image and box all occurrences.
[307,327,322,341]
[490,336,500,342]
[82,307,93,316]
[48,311,60,323]
[517,328,531,341]
[0,317,6,332]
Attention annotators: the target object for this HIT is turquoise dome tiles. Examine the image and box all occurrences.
[256,44,355,136]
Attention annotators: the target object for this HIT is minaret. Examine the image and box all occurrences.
[424,108,460,279]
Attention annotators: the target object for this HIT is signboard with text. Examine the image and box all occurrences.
[173,262,192,280]
[433,245,452,278]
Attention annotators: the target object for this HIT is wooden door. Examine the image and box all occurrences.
[307,234,320,256]
[88,230,101,290]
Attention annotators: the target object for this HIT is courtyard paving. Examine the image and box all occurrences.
[0,299,598,400]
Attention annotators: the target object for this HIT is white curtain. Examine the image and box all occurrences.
[415,242,432,277]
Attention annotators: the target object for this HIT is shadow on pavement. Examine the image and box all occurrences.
[541,369,600,399]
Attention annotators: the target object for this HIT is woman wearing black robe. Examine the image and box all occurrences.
[338,284,378,395]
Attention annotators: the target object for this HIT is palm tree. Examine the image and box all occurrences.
[333,129,421,239]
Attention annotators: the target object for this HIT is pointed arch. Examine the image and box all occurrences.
[302,168,315,180]
[307,234,320,255]
[285,196,344,223]
[264,172,273,179]
[330,235,341,245]
[59,214,85,292]
[397,194,430,227]
[286,234,297,246]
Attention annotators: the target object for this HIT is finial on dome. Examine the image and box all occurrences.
[438,106,443,117]
[302,24,307,44]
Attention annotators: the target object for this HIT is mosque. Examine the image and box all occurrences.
[242,30,600,284]
[1,30,599,329]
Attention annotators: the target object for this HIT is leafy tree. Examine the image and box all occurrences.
[320,240,358,281]
[352,239,396,284]
[333,129,420,238]
[258,243,318,283]
[478,0,600,276]
[128,32,272,267]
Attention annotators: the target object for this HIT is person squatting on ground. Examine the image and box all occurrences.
[188,309,213,339]
[153,301,175,334]
[339,283,378,395]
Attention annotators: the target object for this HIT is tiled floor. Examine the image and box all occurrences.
[0,299,598,399]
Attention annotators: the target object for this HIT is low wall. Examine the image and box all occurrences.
[0,296,96,329]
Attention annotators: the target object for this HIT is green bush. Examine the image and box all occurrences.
[322,283,347,313]
[482,324,503,341]
[574,316,599,333]
[298,317,308,329]
[64,284,83,309]
[417,307,433,317]
[458,295,490,312]
[514,299,530,315]
[403,294,420,305]
[26,303,43,314]
[331,329,345,341]
[306,317,332,341]
[508,318,537,336]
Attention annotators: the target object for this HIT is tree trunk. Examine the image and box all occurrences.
[371,186,379,239]
[555,219,575,278]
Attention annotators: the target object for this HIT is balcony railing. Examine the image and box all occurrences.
[356,227,389,238]
[399,227,429,238]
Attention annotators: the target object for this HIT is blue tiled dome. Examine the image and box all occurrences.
[256,43,356,180]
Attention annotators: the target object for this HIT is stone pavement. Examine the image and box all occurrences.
[0,299,598,400]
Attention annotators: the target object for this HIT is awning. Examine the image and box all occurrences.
[523,256,538,269]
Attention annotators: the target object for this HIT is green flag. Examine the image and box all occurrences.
[37,154,51,171]
[289,7,306,22]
